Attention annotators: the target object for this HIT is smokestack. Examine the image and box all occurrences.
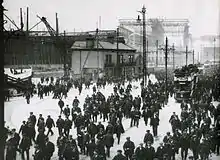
[20,8,24,30]
[55,13,59,36]
[26,7,29,32]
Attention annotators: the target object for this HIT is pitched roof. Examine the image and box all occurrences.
[71,41,136,52]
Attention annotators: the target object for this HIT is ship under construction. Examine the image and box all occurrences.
[4,7,193,71]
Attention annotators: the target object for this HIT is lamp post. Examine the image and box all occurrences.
[138,5,147,86]
[165,37,168,103]
[172,43,175,70]
[137,15,142,76]
[192,49,194,64]
[185,45,188,66]
[116,27,119,77]
[123,58,126,85]
[156,40,159,67]
[96,28,99,76]
[1,1,5,159]
[159,37,173,104]
[214,38,216,70]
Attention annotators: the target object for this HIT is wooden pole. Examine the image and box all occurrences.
[55,13,59,36]
[96,28,99,76]
[156,40,158,67]
[165,37,168,103]
[186,45,188,66]
[116,27,119,77]
[142,6,147,86]
[26,7,29,33]
[192,49,194,64]
[172,43,175,70]
[20,8,24,30]
[214,38,216,69]
[0,3,5,158]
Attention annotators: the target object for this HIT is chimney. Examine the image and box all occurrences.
[118,36,125,44]
[86,35,95,48]
[107,34,115,44]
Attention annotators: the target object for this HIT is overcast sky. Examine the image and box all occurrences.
[3,0,220,38]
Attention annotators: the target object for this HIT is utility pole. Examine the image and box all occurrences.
[123,58,126,83]
[214,38,216,69]
[26,7,29,33]
[80,51,82,77]
[165,37,168,104]
[1,1,5,159]
[63,31,67,78]
[146,39,148,84]
[25,7,29,70]
[116,27,119,77]
[96,28,99,78]
[140,5,147,87]
[192,49,194,64]
[20,8,24,31]
[137,15,142,75]
[55,13,59,36]
[156,40,158,67]
[186,45,188,66]
[172,43,175,70]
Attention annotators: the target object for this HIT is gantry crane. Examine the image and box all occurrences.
[119,18,189,34]
[37,15,73,79]
[119,18,191,47]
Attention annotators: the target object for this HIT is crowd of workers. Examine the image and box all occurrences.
[3,69,220,160]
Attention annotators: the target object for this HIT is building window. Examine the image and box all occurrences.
[105,54,112,64]
[128,55,134,63]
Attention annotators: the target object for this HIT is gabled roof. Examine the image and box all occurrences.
[70,41,136,52]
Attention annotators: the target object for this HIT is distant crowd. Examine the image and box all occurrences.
[3,71,220,160]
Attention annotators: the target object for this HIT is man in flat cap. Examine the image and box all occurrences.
[146,141,155,160]
[112,150,127,160]
[45,115,55,136]
[135,143,147,160]
[156,142,165,160]
[144,130,154,146]
[123,137,135,160]
[56,115,65,136]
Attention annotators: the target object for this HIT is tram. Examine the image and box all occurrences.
[173,64,199,102]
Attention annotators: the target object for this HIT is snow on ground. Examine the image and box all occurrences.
[4,74,220,160]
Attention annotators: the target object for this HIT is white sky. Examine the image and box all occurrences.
[3,0,220,38]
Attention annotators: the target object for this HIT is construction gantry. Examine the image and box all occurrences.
[118,18,192,48]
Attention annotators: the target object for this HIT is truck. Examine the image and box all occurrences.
[173,64,199,103]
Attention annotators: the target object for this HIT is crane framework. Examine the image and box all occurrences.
[27,30,117,38]
[118,18,192,47]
